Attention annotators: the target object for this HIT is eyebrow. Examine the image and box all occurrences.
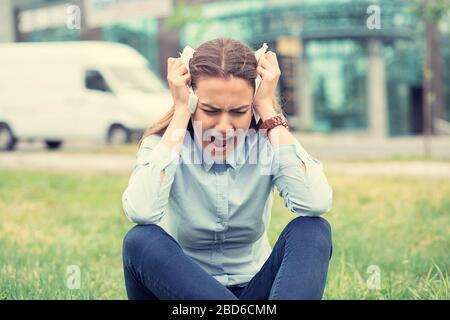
[199,102,251,111]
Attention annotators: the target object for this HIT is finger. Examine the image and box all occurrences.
[265,51,280,70]
[258,59,279,78]
[258,54,279,75]
[256,66,276,81]
[173,57,183,66]
[168,57,182,70]
[167,57,175,74]
[173,73,191,86]
[167,60,186,78]
[181,73,191,84]
[262,52,280,74]
[175,63,188,75]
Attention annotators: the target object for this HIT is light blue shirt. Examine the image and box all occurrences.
[122,129,332,287]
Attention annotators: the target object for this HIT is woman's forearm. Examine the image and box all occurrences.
[257,102,296,146]
[123,107,191,224]
[157,106,191,184]
[160,106,191,153]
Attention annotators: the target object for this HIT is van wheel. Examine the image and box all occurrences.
[107,125,131,145]
[0,123,17,151]
[45,140,63,150]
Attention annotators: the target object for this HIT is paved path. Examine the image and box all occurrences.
[325,161,450,179]
[293,133,450,160]
[0,152,134,175]
[1,134,450,177]
[1,151,450,179]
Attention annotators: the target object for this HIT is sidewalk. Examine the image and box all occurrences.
[324,161,450,179]
[1,134,449,177]
[1,151,449,179]
[293,133,450,160]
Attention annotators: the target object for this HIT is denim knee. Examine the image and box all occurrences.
[282,216,332,256]
[122,224,167,261]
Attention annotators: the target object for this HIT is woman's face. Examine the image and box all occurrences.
[192,76,253,161]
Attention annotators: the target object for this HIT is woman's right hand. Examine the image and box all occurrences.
[167,57,191,113]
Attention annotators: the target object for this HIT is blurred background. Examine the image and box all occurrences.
[0,0,449,300]
[0,0,449,153]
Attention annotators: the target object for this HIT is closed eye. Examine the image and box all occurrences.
[203,109,248,115]
[204,110,219,114]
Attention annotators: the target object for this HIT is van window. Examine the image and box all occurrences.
[109,67,165,93]
[85,70,112,93]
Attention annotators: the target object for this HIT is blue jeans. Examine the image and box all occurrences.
[122,216,332,300]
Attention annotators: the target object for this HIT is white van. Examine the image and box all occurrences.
[0,41,172,150]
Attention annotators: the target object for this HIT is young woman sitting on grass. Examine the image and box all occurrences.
[121,38,333,300]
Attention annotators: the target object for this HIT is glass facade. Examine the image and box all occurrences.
[13,0,450,136]
[178,0,430,136]
[24,27,80,42]
[383,40,419,136]
[100,18,160,74]
[306,40,368,132]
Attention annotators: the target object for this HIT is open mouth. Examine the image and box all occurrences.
[211,136,227,147]
[209,136,234,153]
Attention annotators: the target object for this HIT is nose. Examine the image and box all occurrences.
[215,113,233,136]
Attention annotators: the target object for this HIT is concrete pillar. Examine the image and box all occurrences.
[157,17,181,80]
[0,0,15,42]
[298,54,313,131]
[367,38,388,138]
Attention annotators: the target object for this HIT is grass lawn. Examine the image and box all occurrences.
[0,168,448,299]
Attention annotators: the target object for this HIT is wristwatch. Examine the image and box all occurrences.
[259,113,288,132]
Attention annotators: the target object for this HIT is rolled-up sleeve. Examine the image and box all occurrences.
[122,135,180,225]
[271,140,332,216]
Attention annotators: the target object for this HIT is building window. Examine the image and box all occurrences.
[307,40,368,132]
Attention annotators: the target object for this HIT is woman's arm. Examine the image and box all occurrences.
[123,55,192,224]
[122,109,190,225]
[259,104,332,216]
[253,49,332,215]
[270,139,333,216]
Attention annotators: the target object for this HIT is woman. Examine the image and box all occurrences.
[121,38,333,300]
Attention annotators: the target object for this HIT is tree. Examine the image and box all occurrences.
[412,0,450,155]
[165,2,205,30]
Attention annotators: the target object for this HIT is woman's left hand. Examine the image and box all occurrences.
[253,51,281,114]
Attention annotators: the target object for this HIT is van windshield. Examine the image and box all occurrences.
[109,67,166,93]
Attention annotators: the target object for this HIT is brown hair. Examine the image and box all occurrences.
[139,38,282,145]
